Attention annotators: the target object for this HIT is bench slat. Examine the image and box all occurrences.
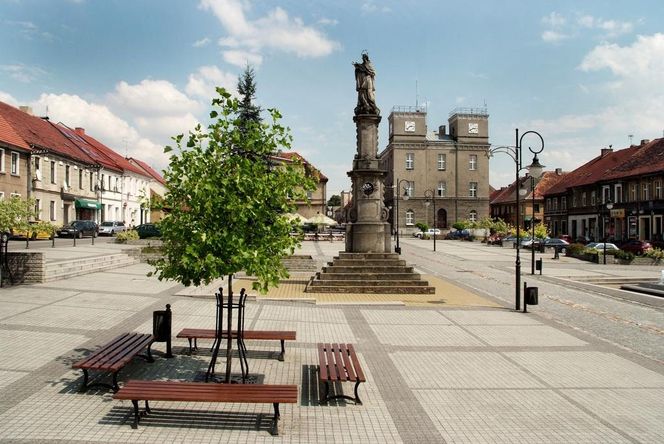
[73,333,153,371]
[114,381,298,403]
[318,343,329,380]
[324,342,339,381]
[332,343,346,381]
[339,344,357,382]
[347,344,366,382]
[176,329,296,341]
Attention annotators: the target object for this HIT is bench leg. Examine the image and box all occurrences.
[145,341,155,363]
[112,371,120,392]
[79,369,89,392]
[131,400,139,429]
[354,380,363,405]
[77,369,117,392]
[279,339,286,361]
[271,402,280,436]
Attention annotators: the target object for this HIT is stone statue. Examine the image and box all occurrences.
[353,52,379,115]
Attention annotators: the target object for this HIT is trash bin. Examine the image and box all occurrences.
[524,287,539,305]
[535,258,543,274]
[153,304,173,358]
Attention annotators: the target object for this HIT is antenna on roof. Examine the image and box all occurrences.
[415,79,419,108]
[628,134,634,145]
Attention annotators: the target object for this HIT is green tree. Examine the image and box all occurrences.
[237,65,261,126]
[533,222,549,239]
[0,196,55,241]
[327,194,341,206]
[152,88,316,293]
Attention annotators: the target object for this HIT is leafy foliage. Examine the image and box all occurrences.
[533,222,549,240]
[415,222,428,233]
[452,221,468,231]
[0,196,56,238]
[614,249,634,261]
[152,88,316,292]
[116,230,139,243]
[237,65,261,126]
[644,247,664,260]
[327,194,342,206]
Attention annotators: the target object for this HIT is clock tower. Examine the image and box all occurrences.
[448,109,489,143]
[388,108,427,142]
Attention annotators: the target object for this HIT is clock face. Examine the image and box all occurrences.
[468,122,479,134]
[404,121,416,132]
[362,182,375,196]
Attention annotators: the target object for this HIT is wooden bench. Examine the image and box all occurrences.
[72,332,154,392]
[113,380,298,435]
[176,328,296,361]
[317,343,366,404]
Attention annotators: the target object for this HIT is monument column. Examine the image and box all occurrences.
[345,52,391,253]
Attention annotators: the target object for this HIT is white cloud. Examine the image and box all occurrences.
[222,49,263,67]
[0,63,47,83]
[317,18,338,26]
[5,20,54,41]
[109,79,201,115]
[577,15,634,37]
[542,12,566,28]
[193,37,211,47]
[30,93,167,167]
[361,0,391,14]
[186,65,238,99]
[0,90,19,106]
[541,30,569,43]
[579,33,664,80]
[199,0,339,62]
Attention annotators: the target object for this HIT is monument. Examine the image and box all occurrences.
[345,52,391,253]
[305,53,433,294]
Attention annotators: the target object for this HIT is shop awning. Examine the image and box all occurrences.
[75,199,101,210]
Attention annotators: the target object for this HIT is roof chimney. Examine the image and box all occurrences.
[640,139,650,146]
[19,105,33,115]
[438,125,446,138]
[75,127,85,136]
[600,146,613,157]
[555,168,562,175]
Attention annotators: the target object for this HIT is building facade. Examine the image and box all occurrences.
[380,106,490,235]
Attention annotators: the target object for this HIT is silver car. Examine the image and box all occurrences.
[98,221,127,236]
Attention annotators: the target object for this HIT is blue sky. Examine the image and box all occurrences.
[1,0,663,195]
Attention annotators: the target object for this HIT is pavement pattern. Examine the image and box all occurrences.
[0,239,662,443]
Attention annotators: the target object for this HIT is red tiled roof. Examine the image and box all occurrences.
[76,130,147,176]
[0,113,30,150]
[0,101,95,163]
[272,151,328,181]
[54,124,121,172]
[128,157,165,184]
[490,170,566,205]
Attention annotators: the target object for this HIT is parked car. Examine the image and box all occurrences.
[575,235,592,245]
[620,240,652,255]
[134,223,161,239]
[57,220,98,238]
[586,242,620,251]
[559,234,573,243]
[542,238,570,253]
[98,221,127,236]
[445,229,470,239]
[10,221,54,240]
[414,228,441,239]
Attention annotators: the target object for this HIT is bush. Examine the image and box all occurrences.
[614,250,634,261]
[645,247,664,260]
[567,243,586,255]
[415,222,428,233]
[115,230,139,243]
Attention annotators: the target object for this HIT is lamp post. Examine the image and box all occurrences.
[393,178,410,254]
[487,129,544,311]
[528,156,545,275]
[423,189,437,251]
[604,200,613,264]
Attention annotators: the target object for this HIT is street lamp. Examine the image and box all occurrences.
[487,129,544,311]
[424,189,437,252]
[604,200,613,264]
[528,155,545,275]
[393,178,410,254]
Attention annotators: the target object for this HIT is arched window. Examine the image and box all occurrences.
[405,210,414,225]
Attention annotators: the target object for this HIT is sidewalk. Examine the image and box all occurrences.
[0,240,662,442]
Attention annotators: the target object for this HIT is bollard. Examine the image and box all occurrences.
[153,304,173,358]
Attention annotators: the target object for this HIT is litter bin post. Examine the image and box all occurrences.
[153,304,173,358]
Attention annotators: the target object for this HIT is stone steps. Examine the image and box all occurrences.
[321,266,414,274]
[43,253,139,282]
[304,284,435,294]
[310,279,430,287]
[317,272,421,281]
[328,259,407,267]
[282,255,318,272]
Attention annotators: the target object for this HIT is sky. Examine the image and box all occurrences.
[1,0,663,196]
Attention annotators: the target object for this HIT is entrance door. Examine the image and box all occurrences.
[436,208,447,229]
[63,204,70,225]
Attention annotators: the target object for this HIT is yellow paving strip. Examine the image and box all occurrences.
[233,274,499,307]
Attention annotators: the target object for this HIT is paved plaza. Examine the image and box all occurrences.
[0,239,663,443]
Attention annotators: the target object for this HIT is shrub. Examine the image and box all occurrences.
[116,230,139,243]
[452,221,468,231]
[567,243,586,255]
[614,250,634,261]
[645,247,664,260]
[415,222,428,233]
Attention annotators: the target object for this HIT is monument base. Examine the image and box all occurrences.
[345,221,391,253]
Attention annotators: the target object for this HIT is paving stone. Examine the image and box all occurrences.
[360,308,452,325]
[466,325,589,347]
[370,324,485,347]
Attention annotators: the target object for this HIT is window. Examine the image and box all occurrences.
[561,196,567,210]
[115,177,119,192]
[306,190,313,200]
[656,181,662,199]
[0,148,5,172]
[534,203,540,213]
[546,198,551,211]
[50,161,56,184]
[35,199,41,220]
[572,195,577,208]
[101,174,105,190]
[34,157,40,179]
[469,182,478,198]
[89,173,94,191]
[469,210,477,222]
[65,165,70,188]
[405,181,414,197]
[79,169,83,189]
[642,182,649,200]
[437,153,446,170]
[437,181,446,197]
[630,184,637,201]
[10,152,19,175]
[469,154,477,171]
[49,201,56,221]
[590,191,596,206]
[405,153,414,170]
[614,184,622,203]
[581,192,587,206]
[108,175,112,190]
[405,210,414,225]
[602,186,610,203]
